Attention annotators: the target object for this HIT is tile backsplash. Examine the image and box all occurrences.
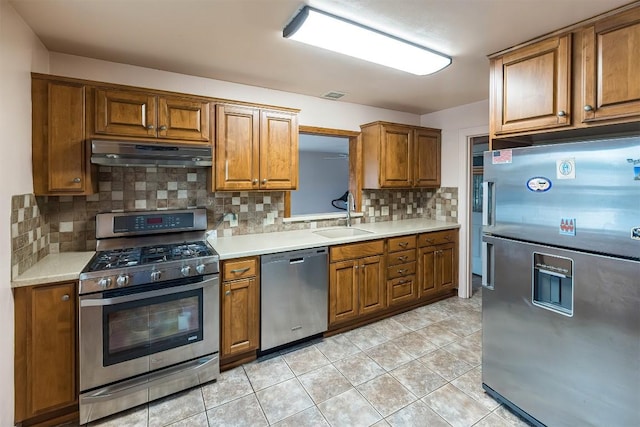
[11,166,458,279]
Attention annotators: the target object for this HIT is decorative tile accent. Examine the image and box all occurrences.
[10,194,49,279]
[11,167,459,264]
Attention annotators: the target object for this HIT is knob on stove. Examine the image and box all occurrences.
[196,264,206,274]
[98,277,112,289]
[181,265,191,277]
[116,274,129,287]
[150,270,162,282]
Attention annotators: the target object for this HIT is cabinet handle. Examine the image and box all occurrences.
[397,269,407,274]
[424,238,434,244]
[61,294,69,301]
[583,105,594,112]
[252,179,258,184]
[159,125,168,131]
[557,110,566,117]
[262,179,268,184]
[444,235,451,241]
[230,267,250,274]
[147,124,155,130]
[73,177,81,183]
[225,284,231,296]
[398,256,407,262]
[398,242,408,248]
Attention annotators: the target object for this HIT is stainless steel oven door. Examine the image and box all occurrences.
[79,274,219,392]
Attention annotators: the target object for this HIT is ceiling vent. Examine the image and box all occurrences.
[321,91,346,100]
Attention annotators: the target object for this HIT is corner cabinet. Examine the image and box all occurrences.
[582,6,640,123]
[215,104,299,191]
[361,122,441,189]
[14,281,78,427]
[220,257,260,366]
[92,87,211,142]
[329,240,385,327]
[32,78,97,195]
[490,34,572,136]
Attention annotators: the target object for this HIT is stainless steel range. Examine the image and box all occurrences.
[78,209,219,425]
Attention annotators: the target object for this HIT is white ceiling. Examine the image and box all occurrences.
[10,0,632,114]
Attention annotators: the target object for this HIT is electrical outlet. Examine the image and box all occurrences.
[207,230,217,239]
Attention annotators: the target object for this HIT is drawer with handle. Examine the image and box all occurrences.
[223,257,258,281]
[418,230,457,247]
[387,261,416,279]
[387,235,417,252]
[387,249,416,267]
[387,275,417,306]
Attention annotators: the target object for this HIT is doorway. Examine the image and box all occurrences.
[470,135,488,292]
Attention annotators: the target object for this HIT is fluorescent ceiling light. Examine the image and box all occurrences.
[283,6,451,76]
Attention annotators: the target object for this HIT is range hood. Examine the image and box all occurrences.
[91,140,212,168]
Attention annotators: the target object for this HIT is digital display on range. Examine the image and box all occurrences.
[113,213,194,233]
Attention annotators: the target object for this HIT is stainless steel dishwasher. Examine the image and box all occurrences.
[260,247,328,351]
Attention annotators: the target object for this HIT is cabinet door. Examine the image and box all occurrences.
[359,255,386,315]
[380,124,412,187]
[413,129,441,187]
[491,35,571,135]
[388,276,417,307]
[435,243,456,291]
[94,89,157,137]
[582,7,640,122]
[418,246,437,298]
[329,260,359,326]
[259,110,298,190]
[215,104,260,190]
[221,277,259,358]
[158,96,210,142]
[16,282,76,419]
[48,82,86,192]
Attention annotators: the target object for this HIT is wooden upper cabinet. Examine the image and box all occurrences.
[32,78,96,195]
[94,88,210,142]
[582,6,640,123]
[361,122,441,189]
[380,124,412,188]
[215,104,299,191]
[215,104,260,190]
[491,34,572,137]
[259,110,299,190]
[414,128,441,187]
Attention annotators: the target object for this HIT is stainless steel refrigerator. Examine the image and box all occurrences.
[481,136,640,427]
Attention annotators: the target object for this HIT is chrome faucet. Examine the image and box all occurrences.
[346,192,354,227]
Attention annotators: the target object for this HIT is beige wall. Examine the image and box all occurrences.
[49,53,421,131]
[0,0,49,424]
[421,99,489,298]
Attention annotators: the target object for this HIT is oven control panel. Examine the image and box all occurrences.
[114,212,195,233]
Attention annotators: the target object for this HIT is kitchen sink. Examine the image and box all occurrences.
[312,227,374,238]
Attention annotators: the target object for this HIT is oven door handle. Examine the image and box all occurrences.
[80,278,218,307]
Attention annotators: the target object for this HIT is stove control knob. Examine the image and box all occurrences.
[196,264,206,275]
[116,274,129,287]
[150,270,162,282]
[181,265,191,277]
[98,277,112,289]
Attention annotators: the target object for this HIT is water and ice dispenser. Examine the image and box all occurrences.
[532,253,574,316]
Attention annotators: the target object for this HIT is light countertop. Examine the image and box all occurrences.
[11,252,95,288]
[208,218,459,260]
[10,219,459,287]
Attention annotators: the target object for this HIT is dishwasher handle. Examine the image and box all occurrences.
[290,258,305,264]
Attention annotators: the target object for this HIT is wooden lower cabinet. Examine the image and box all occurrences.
[329,241,385,327]
[220,257,260,365]
[418,240,457,299]
[14,281,78,427]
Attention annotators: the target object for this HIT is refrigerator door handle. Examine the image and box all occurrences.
[482,241,494,289]
[482,181,495,226]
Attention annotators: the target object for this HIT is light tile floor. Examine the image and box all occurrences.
[81,286,533,427]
